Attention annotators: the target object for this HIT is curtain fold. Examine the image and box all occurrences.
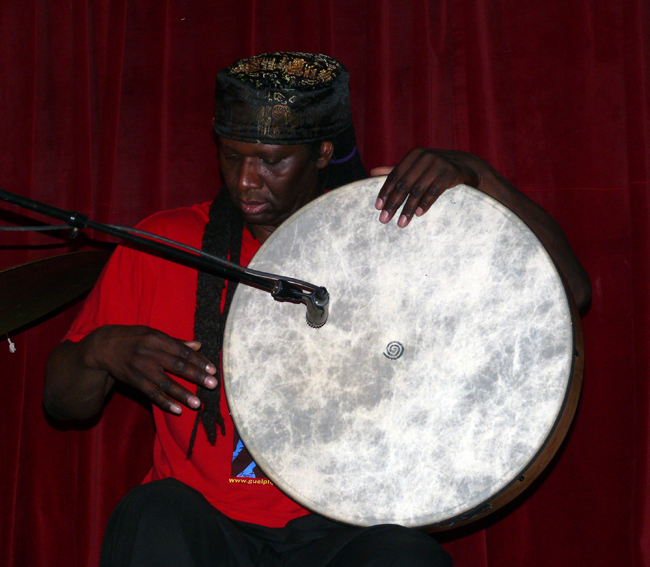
[1,1,647,565]
[625,2,650,566]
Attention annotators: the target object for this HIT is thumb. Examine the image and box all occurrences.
[370,166,395,177]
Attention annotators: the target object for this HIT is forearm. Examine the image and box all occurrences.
[469,155,592,315]
[43,329,115,420]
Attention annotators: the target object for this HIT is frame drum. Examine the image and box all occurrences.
[223,178,582,530]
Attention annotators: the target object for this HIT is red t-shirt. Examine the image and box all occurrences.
[64,201,310,527]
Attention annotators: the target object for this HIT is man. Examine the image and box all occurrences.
[43,52,591,566]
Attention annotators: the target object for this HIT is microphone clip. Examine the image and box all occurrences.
[272,280,329,328]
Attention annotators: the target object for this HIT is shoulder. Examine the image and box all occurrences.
[136,202,212,247]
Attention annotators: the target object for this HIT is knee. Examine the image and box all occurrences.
[379,527,451,567]
[338,525,452,567]
[120,478,201,508]
[101,479,225,566]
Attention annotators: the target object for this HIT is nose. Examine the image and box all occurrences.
[237,158,262,192]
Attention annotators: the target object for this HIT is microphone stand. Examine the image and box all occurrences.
[0,189,329,327]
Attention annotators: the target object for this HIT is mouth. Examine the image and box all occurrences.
[239,200,270,216]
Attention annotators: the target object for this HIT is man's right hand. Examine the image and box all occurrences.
[44,325,217,420]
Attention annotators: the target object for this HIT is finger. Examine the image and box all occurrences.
[396,175,448,226]
[378,156,433,223]
[370,166,394,177]
[177,341,217,375]
[168,341,217,375]
[375,151,423,210]
[181,341,218,385]
[392,154,479,226]
[415,168,469,215]
[378,178,408,223]
[150,368,202,411]
[389,154,445,226]
[127,333,218,389]
[123,368,186,415]
[394,178,428,227]
[157,344,218,390]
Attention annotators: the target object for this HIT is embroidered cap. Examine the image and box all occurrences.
[213,52,353,144]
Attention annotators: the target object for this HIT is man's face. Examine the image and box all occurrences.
[218,137,328,242]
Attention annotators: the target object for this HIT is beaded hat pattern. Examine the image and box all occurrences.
[213,52,353,144]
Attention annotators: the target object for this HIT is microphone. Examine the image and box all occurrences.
[304,286,329,328]
[272,281,329,328]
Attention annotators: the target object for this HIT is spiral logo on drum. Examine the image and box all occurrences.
[383,341,404,360]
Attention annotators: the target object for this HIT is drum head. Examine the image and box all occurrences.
[223,179,578,529]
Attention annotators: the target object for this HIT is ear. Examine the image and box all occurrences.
[316,141,334,169]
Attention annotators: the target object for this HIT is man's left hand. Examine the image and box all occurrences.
[372,148,480,227]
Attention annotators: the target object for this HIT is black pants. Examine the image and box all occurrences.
[100,478,452,567]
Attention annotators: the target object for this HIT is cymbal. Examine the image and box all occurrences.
[0,249,112,336]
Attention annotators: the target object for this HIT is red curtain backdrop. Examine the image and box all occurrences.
[1,1,648,566]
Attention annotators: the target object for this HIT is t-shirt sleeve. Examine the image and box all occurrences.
[63,203,210,344]
[63,242,156,343]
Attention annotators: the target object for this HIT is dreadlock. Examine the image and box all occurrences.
[188,189,243,458]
